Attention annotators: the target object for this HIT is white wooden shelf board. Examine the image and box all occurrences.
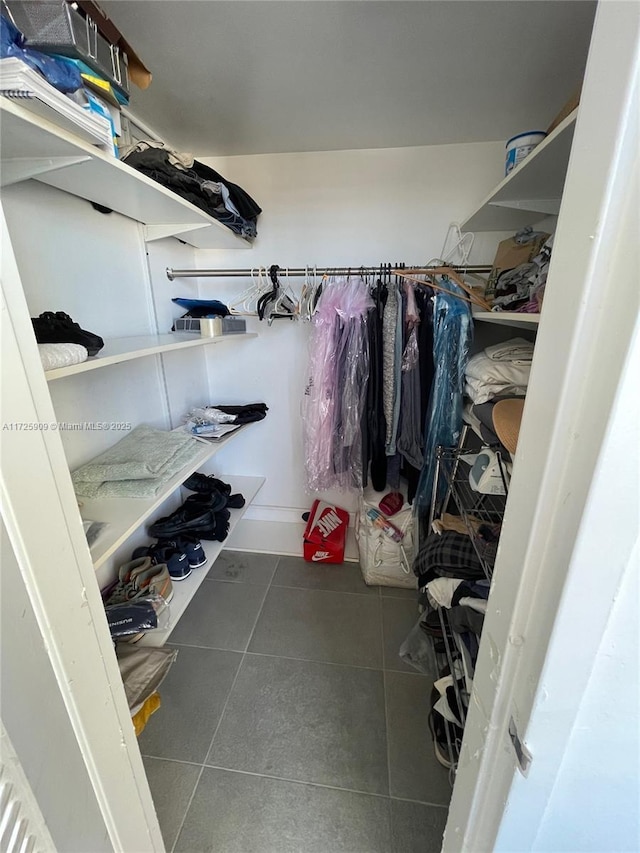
[83,430,252,570]
[462,109,578,232]
[472,311,540,330]
[138,475,266,647]
[44,332,258,380]
[0,100,249,249]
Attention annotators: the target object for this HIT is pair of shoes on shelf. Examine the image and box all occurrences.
[104,556,173,607]
[133,535,208,581]
[31,311,104,356]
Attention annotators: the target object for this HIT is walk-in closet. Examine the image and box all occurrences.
[1,2,638,852]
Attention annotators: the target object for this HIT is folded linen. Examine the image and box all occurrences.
[72,425,203,498]
[39,342,88,371]
[484,337,534,362]
[466,352,532,385]
[465,375,528,405]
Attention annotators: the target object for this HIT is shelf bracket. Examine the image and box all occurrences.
[0,155,91,187]
[144,223,208,243]
[489,198,562,216]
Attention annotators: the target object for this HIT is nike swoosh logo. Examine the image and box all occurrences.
[311,552,331,561]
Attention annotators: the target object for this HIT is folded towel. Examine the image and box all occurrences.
[466,352,531,386]
[484,338,534,362]
[39,342,88,371]
[465,375,528,405]
[72,425,203,498]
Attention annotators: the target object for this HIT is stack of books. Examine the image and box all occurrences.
[0,57,113,150]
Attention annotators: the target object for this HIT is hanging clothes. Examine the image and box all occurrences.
[303,276,373,492]
[364,279,388,491]
[414,282,472,514]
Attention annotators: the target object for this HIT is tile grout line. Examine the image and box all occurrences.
[203,763,390,802]
[167,642,429,676]
[169,568,274,853]
[142,753,449,811]
[380,594,394,805]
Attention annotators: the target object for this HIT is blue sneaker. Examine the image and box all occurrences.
[158,535,207,570]
[132,544,191,581]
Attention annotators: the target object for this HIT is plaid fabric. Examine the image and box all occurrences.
[414,531,485,586]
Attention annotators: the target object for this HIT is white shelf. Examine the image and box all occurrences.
[44,332,257,381]
[82,429,253,570]
[0,99,250,250]
[138,474,265,647]
[472,311,540,330]
[462,109,578,232]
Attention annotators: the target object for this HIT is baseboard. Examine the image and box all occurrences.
[226,518,359,561]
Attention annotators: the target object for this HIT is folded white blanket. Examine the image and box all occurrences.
[484,338,533,361]
[39,343,88,371]
[465,376,528,405]
[466,352,531,385]
[484,337,534,362]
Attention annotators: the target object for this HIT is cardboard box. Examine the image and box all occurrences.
[546,85,581,135]
[303,500,349,564]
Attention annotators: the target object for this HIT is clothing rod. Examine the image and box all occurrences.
[166,264,492,280]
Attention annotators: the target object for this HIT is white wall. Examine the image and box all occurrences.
[192,141,506,530]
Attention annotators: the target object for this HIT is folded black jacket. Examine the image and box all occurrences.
[214,403,268,424]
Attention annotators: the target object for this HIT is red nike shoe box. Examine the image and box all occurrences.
[303,500,350,564]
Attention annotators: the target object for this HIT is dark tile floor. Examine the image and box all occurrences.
[139,552,450,852]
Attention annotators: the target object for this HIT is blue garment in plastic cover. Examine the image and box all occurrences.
[414,282,472,515]
[1,15,82,93]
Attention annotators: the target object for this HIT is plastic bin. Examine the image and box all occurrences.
[5,0,129,96]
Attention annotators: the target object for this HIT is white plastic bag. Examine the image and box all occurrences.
[355,491,417,588]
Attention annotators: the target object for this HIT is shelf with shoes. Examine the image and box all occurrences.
[137,474,265,647]
[0,98,251,249]
[83,427,255,570]
[44,332,258,381]
[461,108,578,232]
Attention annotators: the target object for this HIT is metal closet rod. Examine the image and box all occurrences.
[165,264,492,281]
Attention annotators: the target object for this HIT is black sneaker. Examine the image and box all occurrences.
[183,472,232,495]
[31,311,104,356]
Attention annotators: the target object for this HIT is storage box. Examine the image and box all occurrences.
[6,0,130,97]
[174,317,247,335]
[303,500,349,564]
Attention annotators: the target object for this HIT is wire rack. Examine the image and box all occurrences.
[435,441,507,580]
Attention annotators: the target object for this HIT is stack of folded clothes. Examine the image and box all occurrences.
[464,337,534,405]
[120,141,262,239]
[32,310,104,369]
[72,424,203,499]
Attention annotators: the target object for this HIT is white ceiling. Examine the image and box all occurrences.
[101,0,597,156]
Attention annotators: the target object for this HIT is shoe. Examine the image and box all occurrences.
[157,535,207,569]
[105,557,153,605]
[105,559,173,606]
[148,502,216,539]
[198,508,231,542]
[183,472,232,495]
[31,311,104,356]
[183,491,229,513]
[132,544,191,581]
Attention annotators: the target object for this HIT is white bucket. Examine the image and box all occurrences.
[505,130,547,175]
